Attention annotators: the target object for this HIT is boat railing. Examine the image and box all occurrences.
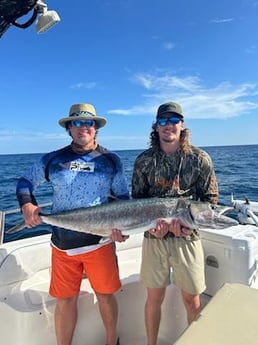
[231,194,258,226]
[0,203,52,245]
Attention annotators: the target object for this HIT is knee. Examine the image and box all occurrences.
[147,288,166,305]
[95,292,115,304]
[56,295,79,310]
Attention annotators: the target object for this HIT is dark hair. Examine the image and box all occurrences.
[149,121,191,153]
[65,122,71,130]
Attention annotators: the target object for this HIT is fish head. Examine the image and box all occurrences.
[172,199,197,229]
[189,202,239,229]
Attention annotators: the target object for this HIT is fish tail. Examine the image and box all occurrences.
[6,220,26,234]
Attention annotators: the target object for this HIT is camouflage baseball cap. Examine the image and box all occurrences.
[156,102,184,118]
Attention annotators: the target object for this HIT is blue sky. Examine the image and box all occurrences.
[1,0,258,154]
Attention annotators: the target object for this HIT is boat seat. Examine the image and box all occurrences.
[0,237,51,286]
[0,233,143,287]
[0,234,143,313]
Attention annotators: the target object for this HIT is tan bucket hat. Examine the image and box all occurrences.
[58,103,107,128]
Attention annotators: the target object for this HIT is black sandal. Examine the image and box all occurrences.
[105,338,120,345]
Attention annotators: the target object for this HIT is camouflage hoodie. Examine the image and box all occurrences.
[132,146,218,204]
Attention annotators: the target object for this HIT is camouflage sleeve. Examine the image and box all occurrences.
[131,152,152,198]
[196,150,219,204]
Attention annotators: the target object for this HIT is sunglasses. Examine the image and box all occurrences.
[71,120,95,128]
[157,117,182,126]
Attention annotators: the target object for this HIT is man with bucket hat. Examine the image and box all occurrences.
[16,103,129,345]
[132,101,218,345]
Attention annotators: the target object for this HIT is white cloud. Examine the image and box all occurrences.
[162,42,175,50]
[210,18,234,23]
[70,82,97,89]
[246,45,257,54]
[108,73,258,119]
[0,131,67,141]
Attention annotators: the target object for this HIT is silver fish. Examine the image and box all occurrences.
[7,198,238,236]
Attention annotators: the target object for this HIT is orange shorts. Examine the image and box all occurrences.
[49,243,121,298]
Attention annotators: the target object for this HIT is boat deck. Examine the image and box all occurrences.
[1,220,258,344]
[0,233,191,345]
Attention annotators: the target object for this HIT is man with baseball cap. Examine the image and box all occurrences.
[156,101,184,119]
[132,101,218,345]
[16,103,129,345]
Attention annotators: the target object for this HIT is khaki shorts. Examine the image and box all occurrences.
[140,237,206,295]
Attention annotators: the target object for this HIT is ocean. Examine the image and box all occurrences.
[1,145,258,243]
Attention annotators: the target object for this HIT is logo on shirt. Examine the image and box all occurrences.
[60,161,95,172]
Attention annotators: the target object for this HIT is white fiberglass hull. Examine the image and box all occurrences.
[1,224,258,344]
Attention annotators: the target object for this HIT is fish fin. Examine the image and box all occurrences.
[217,206,234,216]
[121,221,157,235]
[174,198,188,210]
[6,220,26,234]
[99,237,111,244]
[108,195,119,202]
